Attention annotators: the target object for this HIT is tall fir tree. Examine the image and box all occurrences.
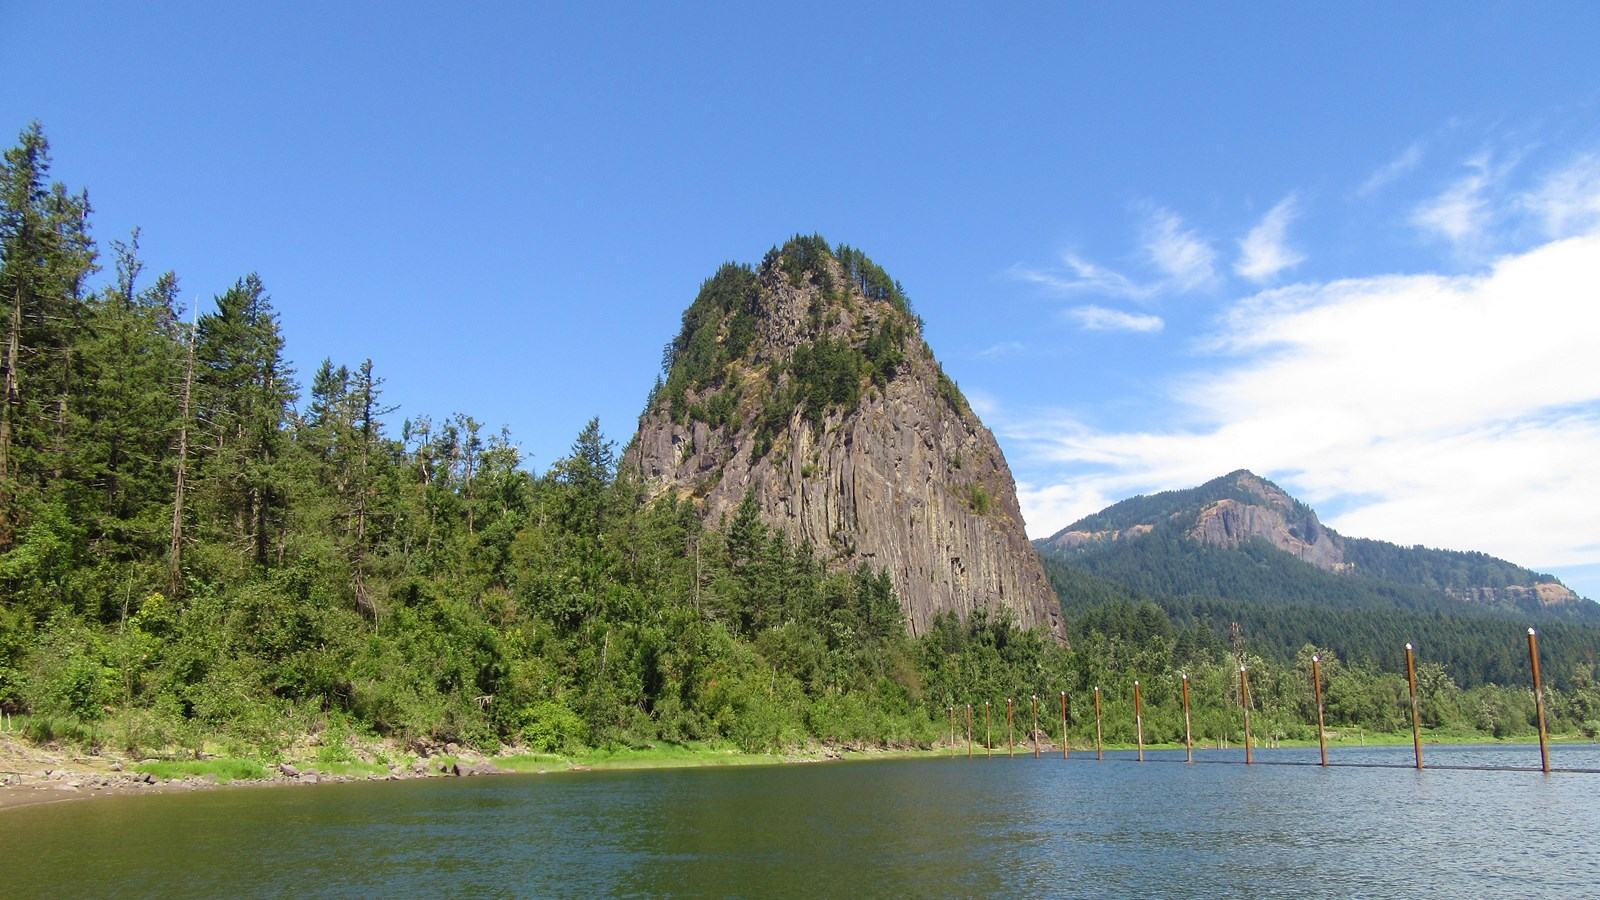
[0,122,97,547]
[193,274,296,569]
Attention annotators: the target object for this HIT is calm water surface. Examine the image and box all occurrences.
[5,744,1598,897]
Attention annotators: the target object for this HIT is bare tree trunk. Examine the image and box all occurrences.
[0,287,20,546]
[353,453,374,620]
[169,318,195,593]
[50,343,69,481]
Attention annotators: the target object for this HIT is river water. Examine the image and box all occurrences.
[5,744,1597,897]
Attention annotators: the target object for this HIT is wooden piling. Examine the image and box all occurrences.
[966,704,973,759]
[1007,698,1015,758]
[1094,687,1103,760]
[1529,628,1551,774]
[1240,666,1253,765]
[1312,656,1328,767]
[985,701,992,758]
[1032,695,1040,758]
[1405,643,1423,770]
[1181,674,1193,763]
[1061,691,1070,760]
[1133,681,1144,762]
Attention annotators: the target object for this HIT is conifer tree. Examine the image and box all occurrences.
[0,122,96,546]
[194,274,296,568]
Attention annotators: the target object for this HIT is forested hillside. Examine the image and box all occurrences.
[0,124,1075,757]
[4,123,1596,761]
[1044,471,1591,618]
[1036,470,1600,697]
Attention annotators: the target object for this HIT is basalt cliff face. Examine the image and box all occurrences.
[624,237,1062,639]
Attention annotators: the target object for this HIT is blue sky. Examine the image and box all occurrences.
[6,3,1600,600]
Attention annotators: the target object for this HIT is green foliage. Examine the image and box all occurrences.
[789,335,863,431]
[0,501,84,615]
[658,235,918,459]
[24,618,116,723]
[661,262,760,421]
[962,483,991,516]
[863,318,907,386]
[777,233,835,293]
[517,699,589,753]
[836,243,913,315]
[935,367,969,415]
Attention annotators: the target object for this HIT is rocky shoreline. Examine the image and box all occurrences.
[0,735,508,811]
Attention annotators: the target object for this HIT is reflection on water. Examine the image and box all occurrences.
[4,744,1597,898]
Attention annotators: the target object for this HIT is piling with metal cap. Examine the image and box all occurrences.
[1007,698,1015,758]
[1405,643,1423,770]
[1529,628,1551,773]
[1133,681,1144,762]
[1240,666,1253,765]
[1181,674,1193,764]
[1312,656,1328,767]
[1061,691,1070,760]
[1094,687,1103,760]
[1032,695,1040,758]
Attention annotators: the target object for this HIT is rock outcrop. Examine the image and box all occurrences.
[625,237,1062,639]
[1188,473,1348,571]
[1447,582,1582,610]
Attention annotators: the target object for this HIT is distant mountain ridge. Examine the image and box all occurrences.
[1037,470,1591,618]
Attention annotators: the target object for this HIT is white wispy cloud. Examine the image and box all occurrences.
[1010,252,1159,301]
[1234,194,1305,283]
[975,340,1027,359]
[1359,142,1425,197]
[1009,231,1600,586]
[1521,152,1600,238]
[1065,305,1164,333]
[1011,207,1216,302]
[1141,207,1216,290]
[1410,152,1513,250]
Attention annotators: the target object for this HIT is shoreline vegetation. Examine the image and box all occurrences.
[5,727,1591,813]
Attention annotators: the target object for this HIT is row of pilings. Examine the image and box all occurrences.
[944,629,1565,773]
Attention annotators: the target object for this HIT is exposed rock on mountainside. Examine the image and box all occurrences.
[1187,473,1347,571]
[1039,469,1589,616]
[1043,471,1346,568]
[625,236,1062,638]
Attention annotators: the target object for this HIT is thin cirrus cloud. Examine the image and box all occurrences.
[1064,305,1164,333]
[1009,208,1216,335]
[1011,253,1154,300]
[1358,142,1425,198]
[1234,194,1305,283]
[975,340,1027,359]
[1010,229,1600,582]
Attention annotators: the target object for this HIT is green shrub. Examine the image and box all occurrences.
[519,699,589,753]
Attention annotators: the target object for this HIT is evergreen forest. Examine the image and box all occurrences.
[3,124,1597,766]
